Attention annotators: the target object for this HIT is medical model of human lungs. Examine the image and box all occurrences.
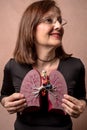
[20,69,67,112]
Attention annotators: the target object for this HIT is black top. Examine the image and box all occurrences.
[0,57,86,130]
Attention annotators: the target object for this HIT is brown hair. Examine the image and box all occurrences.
[13,0,71,64]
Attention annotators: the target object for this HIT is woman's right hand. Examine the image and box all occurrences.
[1,93,27,114]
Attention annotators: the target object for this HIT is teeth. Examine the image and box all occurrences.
[49,31,63,37]
[52,33,61,36]
[51,33,61,36]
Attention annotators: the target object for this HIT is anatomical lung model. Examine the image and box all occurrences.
[20,69,67,113]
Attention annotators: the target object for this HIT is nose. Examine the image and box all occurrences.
[53,21,62,30]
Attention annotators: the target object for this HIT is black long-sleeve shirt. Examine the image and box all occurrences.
[0,57,86,130]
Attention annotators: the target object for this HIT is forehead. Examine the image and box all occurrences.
[42,7,61,17]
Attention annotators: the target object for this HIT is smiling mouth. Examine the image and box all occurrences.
[50,33,62,39]
[49,29,63,38]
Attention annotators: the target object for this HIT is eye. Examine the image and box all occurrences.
[57,17,62,24]
[44,17,53,24]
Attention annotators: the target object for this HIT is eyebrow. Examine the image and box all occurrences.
[42,14,61,19]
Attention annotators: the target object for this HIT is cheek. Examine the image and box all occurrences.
[35,27,44,43]
[36,24,51,36]
[36,26,44,37]
[35,25,50,43]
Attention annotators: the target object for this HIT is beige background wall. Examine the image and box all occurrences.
[0,0,87,130]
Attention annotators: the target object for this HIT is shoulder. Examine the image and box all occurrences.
[4,58,19,70]
[63,57,84,66]
[60,57,85,72]
[4,58,16,70]
[4,58,32,72]
[4,58,33,81]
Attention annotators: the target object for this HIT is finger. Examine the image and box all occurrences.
[63,94,79,105]
[8,93,25,102]
[4,98,26,108]
[63,95,86,113]
[62,98,79,111]
[62,103,80,118]
[7,102,27,114]
[8,107,25,114]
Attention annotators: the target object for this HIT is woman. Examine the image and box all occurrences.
[0,0,86,130]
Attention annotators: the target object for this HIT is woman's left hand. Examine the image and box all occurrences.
[62,94,86,118]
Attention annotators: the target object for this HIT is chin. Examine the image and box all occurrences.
[53,41,62,47]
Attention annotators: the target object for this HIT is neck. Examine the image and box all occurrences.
[36,45,56,62]
[38,56,56,62]
[33,57,59,75]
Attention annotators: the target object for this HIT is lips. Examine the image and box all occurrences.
[49,29,63,39]
[50,32,62,39]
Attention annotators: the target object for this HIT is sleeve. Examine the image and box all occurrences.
[74,59,86,101]
[0,60,15,102]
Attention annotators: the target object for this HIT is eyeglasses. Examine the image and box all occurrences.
[39,16,67,26]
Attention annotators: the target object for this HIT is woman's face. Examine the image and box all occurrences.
[35,7,64,48]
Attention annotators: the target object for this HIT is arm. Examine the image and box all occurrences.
[0,60,27,114]
[62,59,87,118]
[62,94,86,118]
[1,93,27,114]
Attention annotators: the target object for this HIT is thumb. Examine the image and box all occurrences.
[8,93,25,101]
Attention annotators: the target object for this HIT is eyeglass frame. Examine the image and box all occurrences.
[38,16,67,27]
